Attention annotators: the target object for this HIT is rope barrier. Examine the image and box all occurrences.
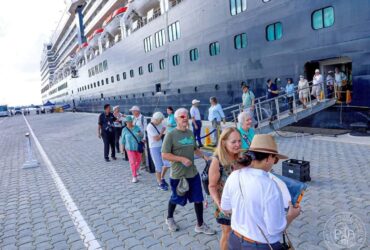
[200,129,217,139]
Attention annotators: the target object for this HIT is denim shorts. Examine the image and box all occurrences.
[149,147,170,173]
[169,174,204,206]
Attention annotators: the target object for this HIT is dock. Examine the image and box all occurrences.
[0,113,369,249]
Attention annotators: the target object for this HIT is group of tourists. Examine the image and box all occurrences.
[97,98,301,249]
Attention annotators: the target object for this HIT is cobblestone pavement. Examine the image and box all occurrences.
[0,113,369,250]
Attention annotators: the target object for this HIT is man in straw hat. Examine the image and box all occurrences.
[221,134,301,249]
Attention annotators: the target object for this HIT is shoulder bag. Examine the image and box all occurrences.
[126,127,144,153]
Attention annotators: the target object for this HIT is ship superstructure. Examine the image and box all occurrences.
[40,0,370,128]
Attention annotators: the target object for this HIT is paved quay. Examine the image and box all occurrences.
[0,112,369,250]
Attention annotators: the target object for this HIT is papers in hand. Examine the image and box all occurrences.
[269,173,308,208]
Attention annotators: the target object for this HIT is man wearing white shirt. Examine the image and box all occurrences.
[312,69,323,102]
[221,135,301,249]
[190,99,203,147]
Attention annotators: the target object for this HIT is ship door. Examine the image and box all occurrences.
[155,83,161,93]
[304,61,320,82]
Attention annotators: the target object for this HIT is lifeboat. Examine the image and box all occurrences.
[130,0,159,17]
[88,28,104,48]
[103,7,127,36]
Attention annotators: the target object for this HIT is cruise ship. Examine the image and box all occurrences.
[40,0,370,128]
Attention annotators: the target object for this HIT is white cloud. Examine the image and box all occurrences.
[0,0,66,106]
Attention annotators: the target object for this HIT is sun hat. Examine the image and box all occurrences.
[299,75,304,78]
[192,99,200,105]
[124,115,134,122]
[129,105,140,112]
[315,69,320,73]
[249,134,288,159]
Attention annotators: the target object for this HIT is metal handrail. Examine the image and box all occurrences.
[229,82,322,127]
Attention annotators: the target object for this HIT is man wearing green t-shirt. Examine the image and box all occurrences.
[162,108,215,235]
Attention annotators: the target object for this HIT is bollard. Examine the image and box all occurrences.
[204,127,212,146]
[346,90,352,104]
[22,133,39,169]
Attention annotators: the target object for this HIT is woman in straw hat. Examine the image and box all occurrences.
[221,134,301,250]
[209,127,243,250]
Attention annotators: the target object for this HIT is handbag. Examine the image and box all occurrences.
[126,127,144,153]
[176,177,189,196]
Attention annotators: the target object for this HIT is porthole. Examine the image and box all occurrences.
[194,87,198,92]
[177,89,181,94]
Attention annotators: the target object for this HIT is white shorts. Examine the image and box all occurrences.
[149,147,171,173]
[299,91,308,99]
[311,85,321,97]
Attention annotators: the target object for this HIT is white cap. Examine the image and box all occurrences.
[129,105,140,112]
[315,69,320,73]
[192,99,200,105]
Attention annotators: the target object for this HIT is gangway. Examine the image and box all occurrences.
[227,85,337,135]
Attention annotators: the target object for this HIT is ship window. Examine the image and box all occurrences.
[190,48,199,61]
[94,82,96,88]
[101,80,104,86]
[139,66,143,75]
[88,69,91,77]
[168,21,180,42]
[312,7,334,30]
[88,85,90,89]
[116,74,120,81]
[91,68,95,76]
[106,78,109,84]
[148,63,153,73]
[123,72,126,80]
[159,59,166,70]
[103,60,108,70]
[209,42,220,56]
[142,93,145,97]
[266,22,282,41]
[130,70,134,78]
[234,33,247,49]
[95,65,99,74]
[99,63,103,73]
[194,87,198,92]
[154,29,166,48]
[172,54,180,66]
[97,82,100,87]
[144,35,153,52]
[111,76,114,83]
[177,89,181,94]
[230,0,247,16]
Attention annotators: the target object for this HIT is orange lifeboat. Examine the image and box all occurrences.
[112,7,128,18]
[103,14,113,27]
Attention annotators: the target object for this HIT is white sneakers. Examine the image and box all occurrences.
[132,177,138,183]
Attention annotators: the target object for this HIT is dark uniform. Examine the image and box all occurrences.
[98,112,116,160]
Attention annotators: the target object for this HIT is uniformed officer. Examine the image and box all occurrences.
[98,104,117,162]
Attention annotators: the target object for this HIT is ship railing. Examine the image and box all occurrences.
[228,83,327,128]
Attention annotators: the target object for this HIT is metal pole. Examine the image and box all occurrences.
[22,133,39,169]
